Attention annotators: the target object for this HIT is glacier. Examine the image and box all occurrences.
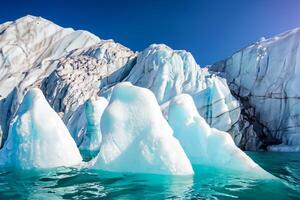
[0,15,289,177]
[94,82,194,175]
[0,88,82,169]
[211,28,300,151]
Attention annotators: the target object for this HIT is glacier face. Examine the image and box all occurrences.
[211,28,300,151]
[0,88,82,169]
[94,83,194,175]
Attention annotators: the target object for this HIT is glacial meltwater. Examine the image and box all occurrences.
[0,152,299,200]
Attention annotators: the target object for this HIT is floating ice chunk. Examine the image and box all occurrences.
[268,144,300,152]
[79,97,108,152]
[0,88,82,169]
[94,82,194,175]
[162,94,270,175]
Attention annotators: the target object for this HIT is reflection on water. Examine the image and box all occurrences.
[0,152,300,199]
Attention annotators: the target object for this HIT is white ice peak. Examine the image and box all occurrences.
[94,82,194,175]
[0,88,82,169]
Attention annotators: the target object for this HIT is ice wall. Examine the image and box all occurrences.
[211,28,300,151]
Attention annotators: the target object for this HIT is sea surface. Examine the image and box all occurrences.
[0,152,299,199]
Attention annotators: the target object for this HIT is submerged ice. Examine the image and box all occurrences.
[0,88,82,169]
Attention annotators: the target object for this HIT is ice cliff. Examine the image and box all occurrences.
[211,28,300,151]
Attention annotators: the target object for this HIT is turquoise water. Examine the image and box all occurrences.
[0,152,299,199]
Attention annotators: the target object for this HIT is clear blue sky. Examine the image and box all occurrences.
[1,0,300,65]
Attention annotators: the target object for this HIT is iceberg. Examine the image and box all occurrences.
[94,82,194,175]
[124,44,241,143]
[0,88,82,169]
[0,16,241,151]
[211,28,300,151]
[162,94,268,174]
[0,15,290,177]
